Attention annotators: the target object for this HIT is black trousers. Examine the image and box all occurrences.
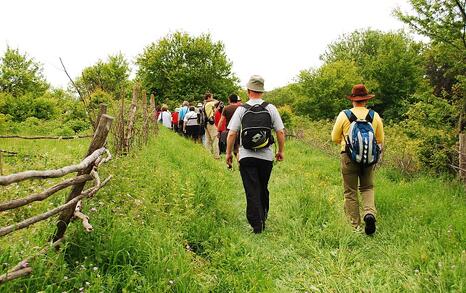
[239,157,273,232]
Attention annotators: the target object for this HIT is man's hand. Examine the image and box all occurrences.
[226,153,233,169]
[275,151,284,162]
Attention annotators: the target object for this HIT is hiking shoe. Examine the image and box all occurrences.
[364,214,376,235]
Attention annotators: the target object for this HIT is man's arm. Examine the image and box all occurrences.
[225,130,237,168]
[275,129,285,161]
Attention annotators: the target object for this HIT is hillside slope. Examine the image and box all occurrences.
[1,128,465,292]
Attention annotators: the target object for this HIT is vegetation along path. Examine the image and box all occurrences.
[2,128,465,291]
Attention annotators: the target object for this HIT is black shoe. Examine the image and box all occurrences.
[364,214,376,235]
[253,227,263,234]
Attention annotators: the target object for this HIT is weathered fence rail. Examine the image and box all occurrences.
[0,135,92,140]
[0,114,114,284]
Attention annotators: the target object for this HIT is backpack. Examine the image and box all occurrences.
[343,109,380,166]
[240,102,274,150]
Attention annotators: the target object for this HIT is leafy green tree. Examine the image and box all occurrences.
[136,32,239,103]
[0,47,49,97]
[322,30,425,120]
[294,60,365,120]
[75,53,131,98]
[395,0,466,131]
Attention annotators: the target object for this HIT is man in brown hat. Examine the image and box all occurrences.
[331,84,384,235]
[226,75,285,234]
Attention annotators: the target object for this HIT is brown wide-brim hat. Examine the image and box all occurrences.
[347,84,375,101]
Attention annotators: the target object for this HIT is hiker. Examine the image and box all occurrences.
[226,75,285,234]
[203,92,220,159]
[218,93,242,157]
[196,102,206,144]
[178,101,190,135]
[214,101,226,153]
[172,108,180,133]
[157,104,172,129]
[183,106,200,140]
[331,84,384,235]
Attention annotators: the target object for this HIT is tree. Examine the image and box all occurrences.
[394,0,466,51]
[395,0,466,131]
[136,32,239,103]
[0,47,49,97]
[322,30,425,120]
[75,53,131,98]
[294,60,365,120]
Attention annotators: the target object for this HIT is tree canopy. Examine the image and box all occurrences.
[0,47,49,97]
[74,53,131,99]
[136,32,239,103]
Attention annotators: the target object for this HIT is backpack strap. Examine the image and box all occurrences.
[365,109,375,123]
[260,102,269,108]
[343,109,358,123]
[240,104,251,110]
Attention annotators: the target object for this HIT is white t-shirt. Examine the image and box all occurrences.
[227,99,284,161]
[184,111,199,126]
[158,111,172,128]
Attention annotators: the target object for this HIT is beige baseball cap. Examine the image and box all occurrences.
[246,75,265,93]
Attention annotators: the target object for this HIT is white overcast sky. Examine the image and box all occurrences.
[0,0,413,91]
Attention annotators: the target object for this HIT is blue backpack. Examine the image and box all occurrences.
[343,109,380,166]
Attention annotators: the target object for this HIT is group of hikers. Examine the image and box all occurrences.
[158,75,384,236]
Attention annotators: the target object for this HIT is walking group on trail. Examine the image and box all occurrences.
[157,76,384,235]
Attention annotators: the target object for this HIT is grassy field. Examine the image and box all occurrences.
[0,128,465,292]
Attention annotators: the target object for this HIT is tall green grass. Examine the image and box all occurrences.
[0,128,464,291]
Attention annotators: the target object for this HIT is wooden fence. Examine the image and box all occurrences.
[113,84,158,155]
[0,114,114,284]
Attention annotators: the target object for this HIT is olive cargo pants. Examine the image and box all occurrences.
[340,154,377,228]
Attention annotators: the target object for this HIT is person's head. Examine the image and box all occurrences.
[161,104,168,111]
[182,101,189,107]
[216,101,224,111]
[228,93,239,104]
[347,84,374,107]
[246,75,265,99]
[204,92,213,101]
[189,106,195,111]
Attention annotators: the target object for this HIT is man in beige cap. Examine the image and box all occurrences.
[331,84,384,235]
[226,75,285,234]
[203,92,220,159]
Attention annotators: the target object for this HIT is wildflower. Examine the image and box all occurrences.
[90,207,97,212]
[414,269,420,274]
[93,266,98,271]
[64,276,68,280]
[85,282,90,286]
[169,280,174,285]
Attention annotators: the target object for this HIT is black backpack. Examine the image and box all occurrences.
[240,102,274,150]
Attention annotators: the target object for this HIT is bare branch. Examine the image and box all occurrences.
[0,175,111,237]
[0,147,106,186]
[0,238,64,284]
[0,267,32,284]
[0,174,93,212]
[0,135,92,140]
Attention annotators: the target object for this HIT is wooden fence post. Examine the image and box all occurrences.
[53,114,113,241]
[97,103,107,123]
[460,134,466,183]
[124,85,139,153]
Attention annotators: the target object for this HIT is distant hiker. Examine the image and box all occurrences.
[196,102,206,144]
[172,108,180,132]
[214,101,227,153]
[183,106,200,140]
[331,84,384,235]
[157,104,172,129]
[203,92,220,159]
[178,101,190,134]
[226,75,285,234]
[218,93,242,156]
